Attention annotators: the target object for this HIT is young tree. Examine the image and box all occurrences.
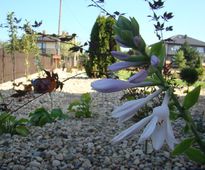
[5,12,20,82]
[20,21,39,79]
[60,32,80,70]
[174,50,186,69]
[85,15,119,78]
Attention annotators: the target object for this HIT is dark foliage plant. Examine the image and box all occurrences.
[0,112,29,136]
[180,67,199,86]
[29,107,68,127]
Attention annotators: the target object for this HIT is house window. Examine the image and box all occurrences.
[40,42,46,54]
[196,47,204,53]
[170,45,181,52]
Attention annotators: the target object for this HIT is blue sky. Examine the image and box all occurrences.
[0,0,205,46]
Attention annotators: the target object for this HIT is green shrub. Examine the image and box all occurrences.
[0,112,29,136]
[68,93,92,118]
[180,67,199,86]
[29,107,68,127]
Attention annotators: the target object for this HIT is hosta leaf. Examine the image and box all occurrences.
[185,147,205,164]
[183,86,201,110]
[172,138,194,155]
[39,115,52,127]
[15,126,29,136]
[17,118,29,124]
[50,108,63,119]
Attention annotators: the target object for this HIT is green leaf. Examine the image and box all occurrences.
[172,138,194,155]
[130,17,139,36]
[68,100,81,111]
[183,123,190,134]
[183,86,201,110]
[17,118,29,124]
[81,93,91,103]
[119,30,134,47]
[169,111,179,120]
[116,16,132,31]
[113,25,121,35]
[150,41,166,70]
[15,126,29,136]
[185,147,205,164]
[50,108,63,119]
[50,108,68,120]
[39,115,52,127]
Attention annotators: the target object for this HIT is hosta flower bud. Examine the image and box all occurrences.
[133,36,146,51]
[151,55,160,67]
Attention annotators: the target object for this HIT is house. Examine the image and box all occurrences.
[164,35,205,64]
[37,36,58,56]
[37,33,81,68]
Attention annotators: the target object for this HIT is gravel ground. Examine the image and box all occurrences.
[0,70,205,170]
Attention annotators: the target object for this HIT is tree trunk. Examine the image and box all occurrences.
[12,52,16,82]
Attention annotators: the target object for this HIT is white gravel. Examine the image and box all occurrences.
[0,69,205,169]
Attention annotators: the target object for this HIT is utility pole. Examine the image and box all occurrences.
[57,0,62,56]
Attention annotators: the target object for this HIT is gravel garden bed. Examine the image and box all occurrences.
[0,70,205,170]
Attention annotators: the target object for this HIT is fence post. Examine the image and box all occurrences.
[1,47,5,83]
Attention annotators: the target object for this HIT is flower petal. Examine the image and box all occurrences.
[151,123,166,150]
[138,116,158,143]
[112,89,162,122]
[111,51,130,60]
[91,79,154,93]
[165,119,178,150]
[112,98,146,122]
[128,69,147,83]
[108,61,142,71]
[111,115,152,144]
[115,36,128,48]
[162,91,170,106]
[152,104,169,119]
[91,79,136,93]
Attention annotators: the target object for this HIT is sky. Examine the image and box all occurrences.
[0,0,205,46]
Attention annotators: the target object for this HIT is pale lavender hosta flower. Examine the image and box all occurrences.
[109,51,146,71]
[91,79,153,93]
[151,55,160,67]
[128,69,147,83]
[108,61,144,71]
[112,91,177,150]
[115,36,128,48]
[111,51,130,60]
[112,89,162,123]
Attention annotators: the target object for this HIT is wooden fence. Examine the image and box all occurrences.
[0,48,53,83]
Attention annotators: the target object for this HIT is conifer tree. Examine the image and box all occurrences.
[85,16,119,78]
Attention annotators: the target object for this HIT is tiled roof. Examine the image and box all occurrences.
[37,36,59,42]
[164,35,205,47]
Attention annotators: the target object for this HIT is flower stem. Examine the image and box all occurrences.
[170,90,205,154]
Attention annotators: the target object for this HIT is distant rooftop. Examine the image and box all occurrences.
[37,36,59,42]
[164,34,205,47]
